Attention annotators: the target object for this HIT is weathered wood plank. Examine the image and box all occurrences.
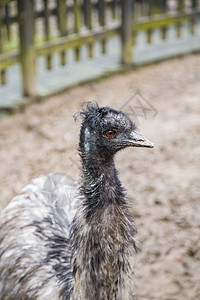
[5,4,10,41]
[134,10,200,31]
[148,0,153,16]
[98,0,105,26]
[178,0,184,11]
[0,69,6,84]
[44,0,53,70]
[98,0,106,53]
[83,0,94,58]
[121,0,133,65]
[0,6,4,54]
[0,50,19,71]
[44,0,50,40]
[160,0,167,14]
[17,0,36,97]
[88,42,93,58]
[147,28,152,44]
[74,0,81,33]
[74,0,81,62]
[111,0,117,20]
[60,50,66,65]
[84,0,92,29]
[147,0,153,44]
[161,25,167,40]
[176,20,182,38]
[35,23,120,57]
[192,0,197,8]
[57,0,67,35]
[190,1,198,35]
[0,0,10,6]
[57,0,67,66]
[75,46,80,61]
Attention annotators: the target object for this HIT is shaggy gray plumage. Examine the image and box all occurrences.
[0,102,153,300]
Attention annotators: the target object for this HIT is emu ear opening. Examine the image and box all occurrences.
[125,131,154,148]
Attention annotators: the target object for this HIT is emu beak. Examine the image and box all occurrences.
[126,131,154,148]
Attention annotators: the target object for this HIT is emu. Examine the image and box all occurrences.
[0,102,153,300]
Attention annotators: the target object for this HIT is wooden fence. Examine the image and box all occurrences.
[0,0,200,100]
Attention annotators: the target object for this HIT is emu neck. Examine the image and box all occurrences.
[69,150,136,299]
[80,151,125,206]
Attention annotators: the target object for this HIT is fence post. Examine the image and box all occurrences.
[18,0,36,97]
[121,0,133,66]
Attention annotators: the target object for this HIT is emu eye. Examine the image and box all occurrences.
[105,130,116,138]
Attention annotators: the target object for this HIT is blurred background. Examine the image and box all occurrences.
[0,1,200,299]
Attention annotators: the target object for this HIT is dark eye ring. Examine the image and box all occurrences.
[105,130,116,138]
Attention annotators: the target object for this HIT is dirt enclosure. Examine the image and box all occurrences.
[0,54,200,299]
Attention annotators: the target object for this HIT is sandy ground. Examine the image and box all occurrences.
[0,54,200,299]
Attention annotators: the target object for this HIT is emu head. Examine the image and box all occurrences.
[78,102,154,160]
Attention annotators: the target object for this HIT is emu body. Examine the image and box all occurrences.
[0,103,153,300]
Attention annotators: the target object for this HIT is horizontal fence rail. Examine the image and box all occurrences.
[0,0,200,108]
